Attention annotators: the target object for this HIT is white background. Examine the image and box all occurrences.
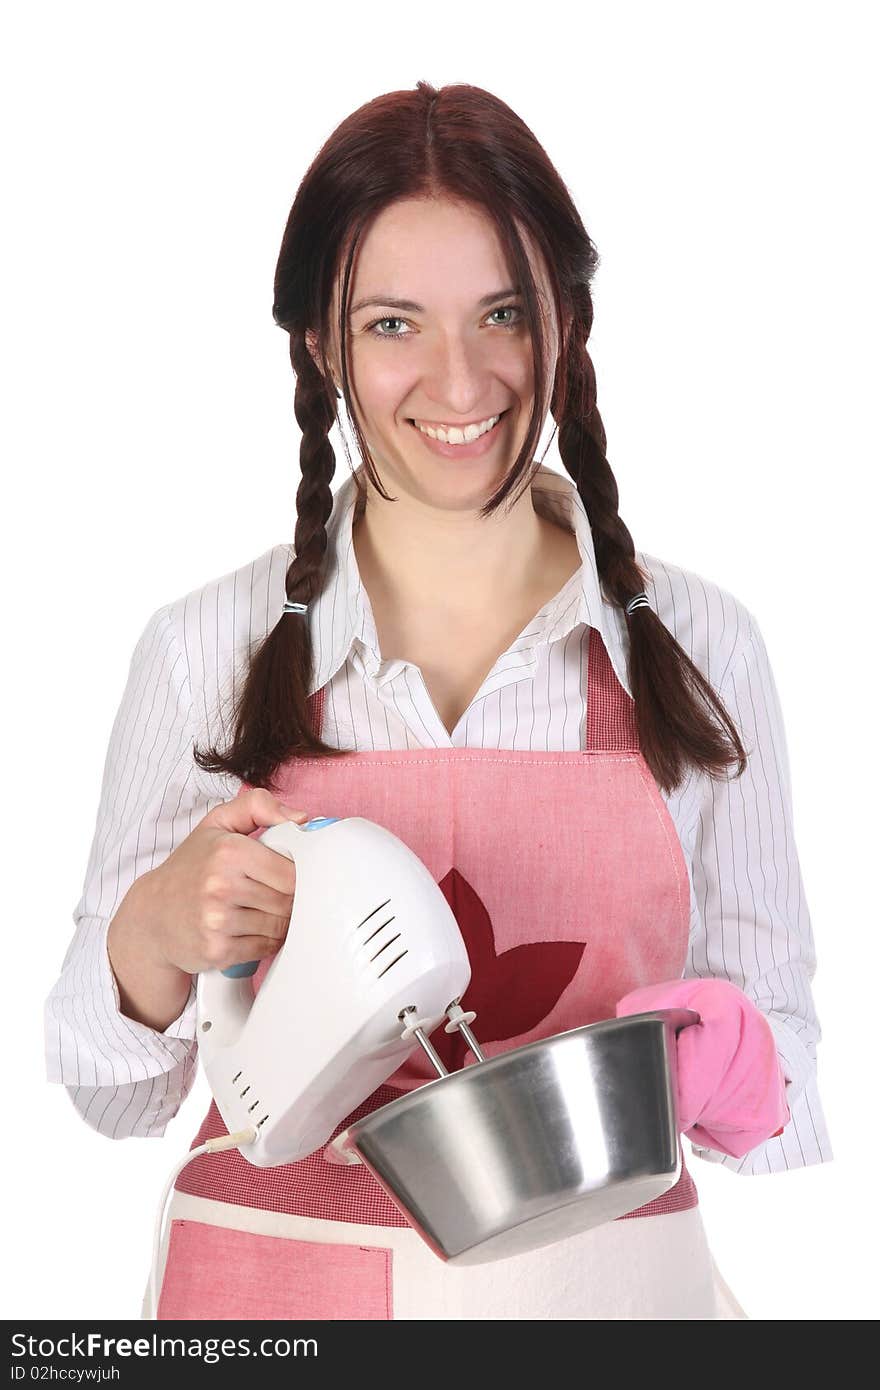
[6,0,877,1322]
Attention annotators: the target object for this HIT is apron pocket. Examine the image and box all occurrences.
[157,1218,393,1320]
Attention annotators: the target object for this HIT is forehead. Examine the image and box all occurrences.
[339,197,552,309]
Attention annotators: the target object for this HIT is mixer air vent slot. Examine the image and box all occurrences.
[357,898,392,929]
[370,932,402,962]
[377,950,408,979]
[364,916,394,944]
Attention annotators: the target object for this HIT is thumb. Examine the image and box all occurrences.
[206,785,309,838]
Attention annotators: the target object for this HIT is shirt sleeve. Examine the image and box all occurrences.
[684,614,834,1174]
[43,603,228,1139]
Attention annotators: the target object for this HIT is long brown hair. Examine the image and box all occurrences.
[194,80,747,796]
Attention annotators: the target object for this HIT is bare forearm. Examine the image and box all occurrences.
[106,873,193,1032]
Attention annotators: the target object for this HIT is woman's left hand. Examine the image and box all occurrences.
[614,977,791,1159]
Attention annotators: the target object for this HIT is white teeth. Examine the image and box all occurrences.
[413,413,501,444]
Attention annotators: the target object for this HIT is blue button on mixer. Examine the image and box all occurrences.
[302,816,341,830]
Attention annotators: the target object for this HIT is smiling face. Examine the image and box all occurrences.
[307,196,566,509]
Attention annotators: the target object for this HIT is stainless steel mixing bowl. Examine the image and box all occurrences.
[331,1007,700,1265]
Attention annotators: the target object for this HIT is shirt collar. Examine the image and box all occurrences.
[308,463,632,699]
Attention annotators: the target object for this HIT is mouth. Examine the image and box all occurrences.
[405,405,508,461]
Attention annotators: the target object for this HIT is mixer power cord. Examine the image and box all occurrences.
[148,1126,259,1321]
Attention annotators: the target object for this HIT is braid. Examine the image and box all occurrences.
[286,332,340,612]
[557,324,748,794]
[557,390,648,607]
[192,332,350,791]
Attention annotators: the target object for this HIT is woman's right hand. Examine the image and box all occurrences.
[134,787,310,976]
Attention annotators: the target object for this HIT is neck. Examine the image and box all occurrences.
[350,469,551,618]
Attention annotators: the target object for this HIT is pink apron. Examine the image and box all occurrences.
[152,628,735,1319]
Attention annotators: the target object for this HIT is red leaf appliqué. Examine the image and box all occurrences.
[431,867,585,1070]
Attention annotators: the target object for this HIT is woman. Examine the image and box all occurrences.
[43,81,832,1320]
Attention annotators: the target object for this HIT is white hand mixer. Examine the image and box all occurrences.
[148,813,481,1317]
[197,814,481,1163]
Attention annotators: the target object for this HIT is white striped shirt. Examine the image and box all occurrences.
[43,464,833,1176]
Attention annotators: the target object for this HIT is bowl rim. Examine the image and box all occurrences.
[334,1005,700,1154]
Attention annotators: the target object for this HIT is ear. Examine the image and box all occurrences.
[305,328,321,369]
[305,328,340,393]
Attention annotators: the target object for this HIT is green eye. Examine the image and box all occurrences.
[365,304,524,342]
[368,316,407,338]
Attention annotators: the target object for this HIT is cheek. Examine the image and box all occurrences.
[358,359,415,414]
[496,341,535,391]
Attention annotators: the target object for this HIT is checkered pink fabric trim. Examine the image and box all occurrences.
[173,1087,697,1221]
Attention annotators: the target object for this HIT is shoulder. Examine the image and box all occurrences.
[635,550,758,694]
[161,541,292,719]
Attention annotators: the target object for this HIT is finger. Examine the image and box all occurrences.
[242,837,300,896]
[226,908,292,944]
[226,934,287,965]
[208,787,309,837]
[229,875,296,917]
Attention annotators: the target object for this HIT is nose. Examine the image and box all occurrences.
[420,334,498,420]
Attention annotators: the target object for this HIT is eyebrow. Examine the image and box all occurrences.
[349,285,521,316]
